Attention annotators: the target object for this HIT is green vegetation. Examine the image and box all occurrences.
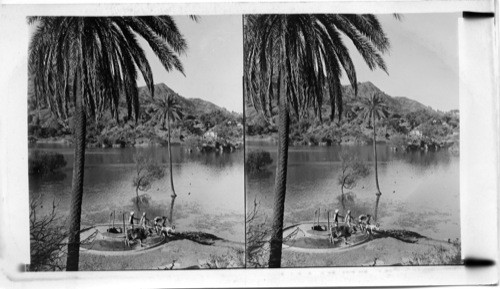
[28,150,67,175]
[28,83,243,151]
[246,150,273,174]
[245,198,270,268]
[29,198,67,271]
[247,82,459,152]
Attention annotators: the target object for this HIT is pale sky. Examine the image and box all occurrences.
[27,14,458,113]
[341,13,459,111]
[137,15,244,113]
[140,13,458,113]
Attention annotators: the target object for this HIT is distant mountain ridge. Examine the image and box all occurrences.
[28,81,239,124]
[246,81,446,126]
[137,83,237,117]
[245,81,459,149]
[27,81,243,146]
[341,81,435,114]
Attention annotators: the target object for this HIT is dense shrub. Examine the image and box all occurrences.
[28,151,67,175]
[183,135,203,150]
[246,150,273,174]
[29,198,67,271]
[28,124,61,139]
[246,198,270,268]
[389,133,408,149]
[213,122,242,140]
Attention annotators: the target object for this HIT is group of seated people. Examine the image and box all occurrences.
[128,211,175,237]
[328,209,377,244]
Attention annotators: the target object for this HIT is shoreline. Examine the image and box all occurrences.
[246,133,458,152]
[30,136,243,150]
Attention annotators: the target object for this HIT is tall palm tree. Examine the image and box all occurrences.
[244,14,391,268]
[358,93,389,221]
[152,93,184,224]
[28,16,187,271]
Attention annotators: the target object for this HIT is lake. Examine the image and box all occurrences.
[246,140,460,241]
[29,143,245,243]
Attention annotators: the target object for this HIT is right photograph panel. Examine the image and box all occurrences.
[244,13,460,268]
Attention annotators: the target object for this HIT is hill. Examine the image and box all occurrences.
[246,81,459,151]
[28,82,243,149]
[340,81,433,115]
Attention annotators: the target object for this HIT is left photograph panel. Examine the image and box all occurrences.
[27,15,244,271]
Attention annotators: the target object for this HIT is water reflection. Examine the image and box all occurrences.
[393,149,451,171]
[29,143,242,170]
[246,141,460,240]
[28,143,245,242]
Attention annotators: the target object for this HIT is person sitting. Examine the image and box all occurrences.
[162,225,176,238]
[126,226,150,247]
[332,209,344,228]
[139,212,150,229]
[154,216,167,234]
[365,223,379,235]
[358,214,372,234]
[128,211,140,229]
[329,225,351,245]
[344,210,357,233]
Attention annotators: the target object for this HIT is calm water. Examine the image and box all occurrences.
[29,144,245,242]
[246,141,460,241]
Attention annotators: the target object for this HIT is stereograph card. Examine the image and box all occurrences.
[0,0,498,288]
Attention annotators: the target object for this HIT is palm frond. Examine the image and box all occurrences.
[28,16,188,124]
[244,14,391,123]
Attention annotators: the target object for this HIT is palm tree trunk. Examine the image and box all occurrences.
[167,116,177,225]
[268,78,289,268]
[66,76,86,271]
[373,113,382,221]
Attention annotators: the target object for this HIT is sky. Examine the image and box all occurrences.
[27,14,458,113]
[140,13,459,113]
[137,15,244,113]
[341,13,460,111]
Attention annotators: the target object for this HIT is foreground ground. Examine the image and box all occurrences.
[281,236,460,267]
[79,239,244,270]
[78,231,459,270]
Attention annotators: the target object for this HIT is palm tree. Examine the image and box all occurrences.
[152,93,184,224]
[244,14,391,268]
[28,16,187,271]
[358,93,389,221]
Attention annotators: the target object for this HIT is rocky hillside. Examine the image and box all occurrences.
[341,82,432,114]
[246,81,459,151]
[28,82,243,149]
